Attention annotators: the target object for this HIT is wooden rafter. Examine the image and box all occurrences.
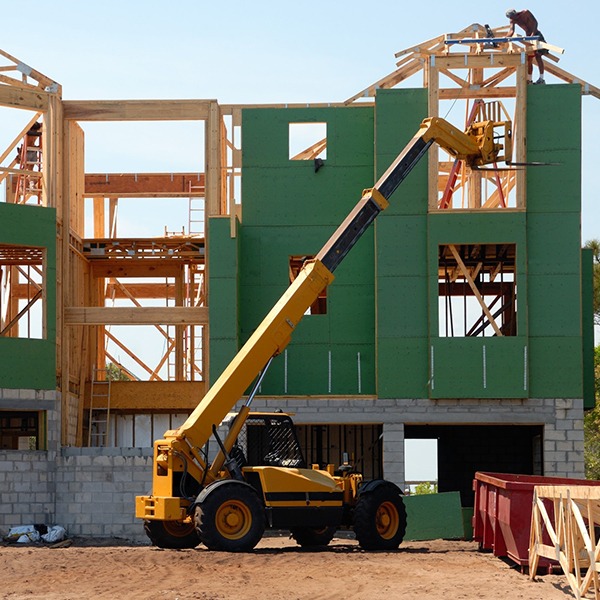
[347,22,598,105]
[0,48,60,93]
[543,61,600,99]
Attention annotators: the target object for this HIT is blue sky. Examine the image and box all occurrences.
[2,1,598,239]
[3,1,598,237]
[2,2,598,478]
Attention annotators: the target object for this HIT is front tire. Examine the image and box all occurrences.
[290,526,336,547]
[144,518,200,549]
[195,482,265,552]
[353,482,406,550]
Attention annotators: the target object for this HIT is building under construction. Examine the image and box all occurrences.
[0,24,598,539]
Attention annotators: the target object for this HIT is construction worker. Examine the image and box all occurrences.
[506,9,548,84]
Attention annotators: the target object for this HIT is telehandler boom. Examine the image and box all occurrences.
[135,116,512,551]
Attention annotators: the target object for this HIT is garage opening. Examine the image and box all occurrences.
[405,424,543,506]
[405,438,438,493]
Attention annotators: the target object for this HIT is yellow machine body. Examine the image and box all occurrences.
[244,467,344,508]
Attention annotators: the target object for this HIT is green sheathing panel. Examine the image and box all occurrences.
[403,492,465,541]
[208,216,240,385]
[240,107,376,395]
[526,85,582,398]
[375,89,429,398]
[428,212,528,398]
[582,249,595,409]
[0,203,56,389]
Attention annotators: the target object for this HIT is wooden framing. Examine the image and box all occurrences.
[0,245,45,335]
[84,173,205,198]
[530,485,600,599]
[347,24,596,215]
[0,24,597,445]
[65,306,208,325]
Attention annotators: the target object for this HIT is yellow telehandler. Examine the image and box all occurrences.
[136,116,512,551]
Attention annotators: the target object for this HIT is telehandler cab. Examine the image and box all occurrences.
[136,116,512,551]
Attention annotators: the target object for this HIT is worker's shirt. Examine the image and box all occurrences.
[509,10,539,35]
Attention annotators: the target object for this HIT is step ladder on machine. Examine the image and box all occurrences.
[88,368,112,447]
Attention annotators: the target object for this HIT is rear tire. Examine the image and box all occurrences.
[290,526,336,547]
[195,482,265,552]
[353,482,406,550]
[144,519,200,549]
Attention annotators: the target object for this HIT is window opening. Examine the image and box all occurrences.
[0,244,45,339]
[289,122,327,160]
[0,411,42,450]
[438,243,517,337]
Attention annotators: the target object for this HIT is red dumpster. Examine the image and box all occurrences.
[473,472,600,568]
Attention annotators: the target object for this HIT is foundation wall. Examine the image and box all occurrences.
[0,395,584,542]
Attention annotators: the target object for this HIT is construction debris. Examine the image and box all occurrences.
[3,524,66,544]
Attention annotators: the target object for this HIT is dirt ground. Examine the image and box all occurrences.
[0,535,577,600]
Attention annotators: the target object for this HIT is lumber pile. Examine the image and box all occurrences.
[529,485,600,599]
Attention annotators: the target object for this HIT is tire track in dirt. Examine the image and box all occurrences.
[0,538,570,600]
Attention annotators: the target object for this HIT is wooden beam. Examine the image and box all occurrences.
[394,34,445,59]
[0,85,49,111]
[220,102,358,114]
[103,282,201,300]
[536,486,600,500]
[90,262,186,278]
[427,57,439,211]
[432,54,523,69]
[515,62,527,209]
[205,100,221,216]
[439,87,517,99]
[84,380,205,410]
[93,197,105,238]
[345,59,423,104]
[63,100,212,121]
[84,172,205,197]
[65,306,208,325]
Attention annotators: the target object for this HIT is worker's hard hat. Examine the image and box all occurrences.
[506,9,517,18]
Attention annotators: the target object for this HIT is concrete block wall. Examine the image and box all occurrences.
[0,450,57,529]
[543,398,585,477]
[0,392,586,542]
[0,389,59,533]
[0,387,154,543]
[55,447,153,541]
[247,396,586,487]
